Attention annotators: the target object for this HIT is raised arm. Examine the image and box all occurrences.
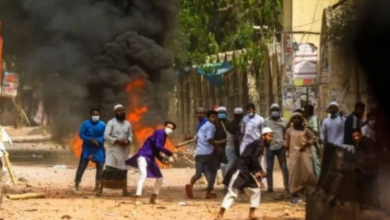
[104,120,117,145]
[79,122,92,142]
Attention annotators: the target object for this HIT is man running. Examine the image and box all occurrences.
[185,110,224,199]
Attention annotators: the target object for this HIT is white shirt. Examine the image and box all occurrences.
[362,125,375,141]
[321,116,345,147]
[239,114,264,154]
[104,118,133,170]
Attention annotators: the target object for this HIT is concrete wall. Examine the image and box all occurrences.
[284,0,340,48]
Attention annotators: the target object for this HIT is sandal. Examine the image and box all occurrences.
[185,184,194,199]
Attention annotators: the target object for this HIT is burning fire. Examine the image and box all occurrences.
[70,136,95,167]
[70,77,177,168]
[125,78,176,168]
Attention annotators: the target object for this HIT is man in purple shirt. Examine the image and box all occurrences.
[126,121,177,204]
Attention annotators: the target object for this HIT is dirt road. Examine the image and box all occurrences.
[0,166,305,220]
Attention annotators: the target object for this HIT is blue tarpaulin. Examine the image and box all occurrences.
[195,62,233,87]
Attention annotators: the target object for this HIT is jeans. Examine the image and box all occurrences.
[75,157,104,183]
[192,154,217,190]
[266,148,289,191]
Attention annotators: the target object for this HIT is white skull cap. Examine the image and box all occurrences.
[261,127,273,135]
[233,107,243,114]
[114,104,123,111]
[270,103,279,109]
[216,106,227,112]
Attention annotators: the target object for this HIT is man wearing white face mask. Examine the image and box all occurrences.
[263,103,289,193]
[126,121,177,204]
[361,110,376,141]
[240,103,265,188]
[72,108,106,193]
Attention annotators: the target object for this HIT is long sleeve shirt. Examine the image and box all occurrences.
[223,139,265,190]
[126,129,172,178]
[79,119,106,163]
[240,114,264,154]
[321,116,345,147]
[104,118,133,170]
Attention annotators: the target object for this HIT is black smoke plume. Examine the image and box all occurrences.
[0,0,180,142]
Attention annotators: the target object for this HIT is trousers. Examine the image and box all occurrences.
[221,170,261,209]
[75,157,104,183]
[266,148,289,190]
[136,156,163,196]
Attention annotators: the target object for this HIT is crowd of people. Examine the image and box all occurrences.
[70,100,379,219]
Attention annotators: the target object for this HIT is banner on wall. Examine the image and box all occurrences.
[1,72,19,97]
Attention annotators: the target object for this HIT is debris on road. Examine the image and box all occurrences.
[53,165,67,169]
[178,201,186,206]
[6,193,45,200]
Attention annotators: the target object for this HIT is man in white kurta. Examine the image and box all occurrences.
[318,101,345,188]
[97,104,133,196]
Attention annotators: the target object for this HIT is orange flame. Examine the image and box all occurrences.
[70,136,95,167]
[125,78,176,168]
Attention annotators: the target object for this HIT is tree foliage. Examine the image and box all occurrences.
[176,0,283,68]
[327,0,364,47]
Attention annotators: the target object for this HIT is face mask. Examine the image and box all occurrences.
[91,116,100,122]
[248,112,254,117]
[368,120,375,127]
[165,128,173,135]
[271,111,279,118]
[218,112,227,119]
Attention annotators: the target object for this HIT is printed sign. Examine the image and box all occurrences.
[284,33,293,55]
[1,72,19,97]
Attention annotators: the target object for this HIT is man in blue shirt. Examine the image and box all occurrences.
[185,110,223,199]
[72,108,106,193]
[196,107,208,132]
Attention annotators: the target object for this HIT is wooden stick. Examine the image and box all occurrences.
[6,193,45,200]
[182,156,195,165]
[221,121,228,136]
[3,152,17,185]
[175,139,196,148]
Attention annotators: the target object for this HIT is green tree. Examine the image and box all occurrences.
[176,0,283,68]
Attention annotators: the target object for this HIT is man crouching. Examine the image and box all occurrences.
[216,127,273,220]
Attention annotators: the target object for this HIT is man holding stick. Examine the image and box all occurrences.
[185,110,225,199]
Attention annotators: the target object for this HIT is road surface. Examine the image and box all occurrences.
[0,165,305,220]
